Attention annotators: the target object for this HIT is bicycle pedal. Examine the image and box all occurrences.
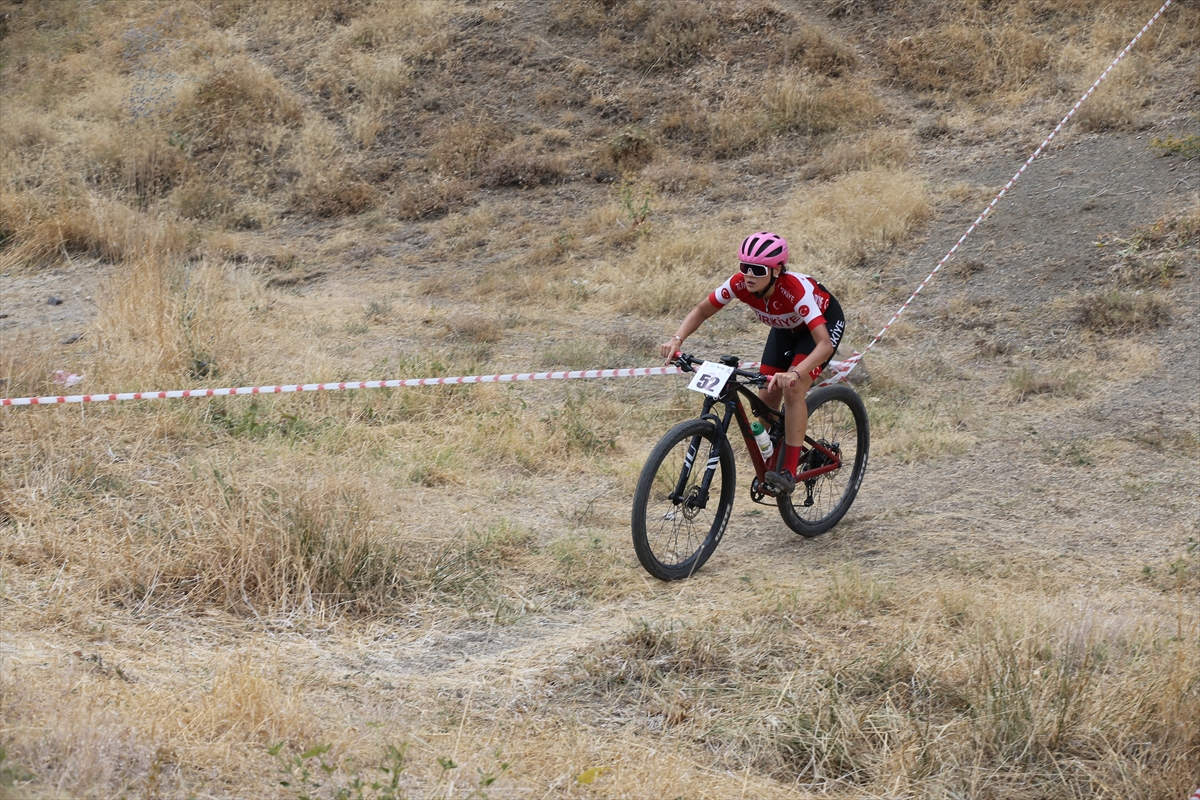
[750,478,779,504]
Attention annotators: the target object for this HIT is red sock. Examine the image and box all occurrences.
[783,444,801,475]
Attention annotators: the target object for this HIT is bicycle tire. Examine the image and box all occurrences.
[777,384,869,538]
[631,419,736,581]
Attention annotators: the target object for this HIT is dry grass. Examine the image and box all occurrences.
[556,588,1200,795]
[767,74,885,137]
[1077,290,1172,334]
[779,22,859,77]
[801,130,914,181]
[2,1,1199,798]
[783,169,931,303]
[1007,364,1088,402]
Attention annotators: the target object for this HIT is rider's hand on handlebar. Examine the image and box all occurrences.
[659,336,683,361]
[767,369,800,393]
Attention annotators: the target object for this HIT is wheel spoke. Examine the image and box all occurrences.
[632,420,734,580]
[778,385,869,538]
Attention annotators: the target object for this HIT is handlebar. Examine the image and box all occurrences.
[673,352,768,387]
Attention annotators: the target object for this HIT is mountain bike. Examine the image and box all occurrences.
[631,353,869,581]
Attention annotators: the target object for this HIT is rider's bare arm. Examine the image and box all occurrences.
[660,298,721,359]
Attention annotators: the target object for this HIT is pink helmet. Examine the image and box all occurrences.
[738,231,788,268]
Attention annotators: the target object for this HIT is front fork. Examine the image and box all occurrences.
[673,397,730,509]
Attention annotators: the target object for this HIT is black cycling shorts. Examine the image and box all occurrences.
[760,293,845,379]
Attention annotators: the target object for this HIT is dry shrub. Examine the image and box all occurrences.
[767,75,884,136]
[349,53,412,101]
[886,26,989,92]
[633,2,718,70]
[56,199,149,263]
[347,100,392,149]
[1074,97,1142,132]
[802,130,913,180]
[1077,290,1171,333]
[1126,198,1200,250]
[535,85,568,109]
[174,56,303,149]
[0,332,62,400]
[540,128,573,149]
[996,26,1053,80]
[84,124,188,205]
[291,173,376,218]
[605,328,657,361]
[885,25,1051,96]
[0,665,164,797]
[779,22,858,76]
[1151,133,1200,159]
[283,119,371,219]
[559,594,1200,795]
[470,387,621,467]
[0,192,189,270]
[429,117,512,179]
[223,199,276,232]
[189,657,309,745]
[392,174,473,220]
[1108,252,1181,288]
[444,314,504,344]
[606,128,656,175]
[481,143,566,189]
[180,476,399,613]
[548,0,607,33]
[0,190,57,269]
[700,109,756,159]
[10,465,407,615]
[620,268,714,318]
[439,202,500,253]
[657,100,712,149]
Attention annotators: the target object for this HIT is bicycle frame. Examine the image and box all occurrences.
[678,361,842,505]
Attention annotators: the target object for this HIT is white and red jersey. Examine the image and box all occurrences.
[708,271,833,331]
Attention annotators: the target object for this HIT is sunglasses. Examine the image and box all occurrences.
[739,262,771,278]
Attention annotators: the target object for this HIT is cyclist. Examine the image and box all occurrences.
[659,231,845,496]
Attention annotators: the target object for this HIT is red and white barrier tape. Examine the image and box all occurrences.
[0,357,860,406]
[0,366,685,406]
[0,1,1172,408]
[832,0,1174,379]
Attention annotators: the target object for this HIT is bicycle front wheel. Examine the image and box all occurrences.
[632,419,735,581]
[778,384,870,538]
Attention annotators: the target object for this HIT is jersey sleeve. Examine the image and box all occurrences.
[793,276,828,331]
[800,304,827,331]
[708,274,741,308]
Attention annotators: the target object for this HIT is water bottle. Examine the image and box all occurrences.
[750,421,774,460]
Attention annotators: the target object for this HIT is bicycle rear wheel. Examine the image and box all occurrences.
[632,419,735,581]
[778,384,869,538]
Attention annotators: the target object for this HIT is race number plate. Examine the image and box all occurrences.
[687,361,735,398]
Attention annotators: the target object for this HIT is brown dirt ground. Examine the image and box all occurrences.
[3,122,1196,796]
[1,0,1198,793]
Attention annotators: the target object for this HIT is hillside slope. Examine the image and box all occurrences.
[1,2,1198,798]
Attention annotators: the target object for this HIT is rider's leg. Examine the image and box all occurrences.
[757,383,782,411]
[783,370,813,447]
[757,328,789,413]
